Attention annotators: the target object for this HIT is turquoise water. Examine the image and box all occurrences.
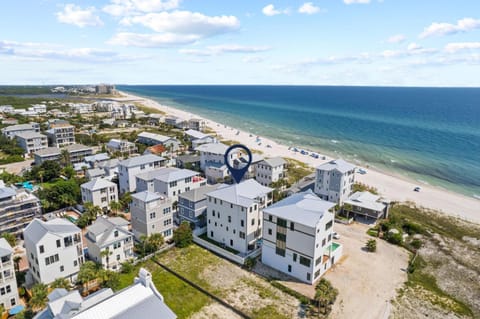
[118,85,480,198]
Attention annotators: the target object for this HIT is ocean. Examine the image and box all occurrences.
[117,85,480,198]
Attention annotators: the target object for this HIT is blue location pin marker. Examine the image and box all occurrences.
[224,144,252,184]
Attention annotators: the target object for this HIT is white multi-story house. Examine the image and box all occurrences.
[81,178,118,212]
[14,132,48,155]
[32,268,176,319]
[314,159,356,205]
[130,191,174,240]
[184,129,215,148]
[1,122,40,139]
[152,168,206,201]
[206,179,273,254]
[262,191,342,284]
[106,139,137,156]
[135,168,179,193]
[254,157,287,186]
[46,121,75,147]
[178,184,221,230]
[188,118,205,131]
[196,143,239,171]
[118,154,166,194]
[85,217,134,271]
[24,218,84,285]
[0,182,42,236]
[0,238,19,311]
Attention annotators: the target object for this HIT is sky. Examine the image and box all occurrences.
[1,0,480,86]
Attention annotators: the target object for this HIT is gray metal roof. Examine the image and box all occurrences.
[34,147,61,157]
[316,159,356,173]
[81,178,116,191]
[64,144,92,152]
[84,153,110,163]
[185,129,209,140]
[132,190,166,203]
[154,168,198,183]
[119,154,165,168]
[176,154,201,163]
[14,131,47,139]
[260,157,286,167]
[206,179,273,207]
[86,217,131,247]
[195,142,229,154]
[2,123,37,132]
[179,184,222,203]
[97,158,119,169]
[137,132,172,143]
[264,190,335,226]
[0,238,13,258]
[24,218,80,243]
[135,167,178,182]
[344,191,387,212]
[0,186,16,200]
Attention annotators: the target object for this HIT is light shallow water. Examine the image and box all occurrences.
[118,85,480,198]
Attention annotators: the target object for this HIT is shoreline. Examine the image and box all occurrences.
[114,90,480,224]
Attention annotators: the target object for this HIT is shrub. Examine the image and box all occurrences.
[366,239,377,252]
[120,261,134,274]
[367,228,379,237]
[410,238,423,249]
[386,231,403,245]
[244,257,256,270]
[173,221,193,248]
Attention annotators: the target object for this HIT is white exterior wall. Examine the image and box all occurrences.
[153,177,205,201]
[119,161,161,194]
[206,196,264,254]
[314,169,355,204]
[16,135,48,154]
[0,250,19,309]
[25,232,84,285]
[255,164,285,186]
[261,211,336,284]
[130,197,173,240]
[81,184,118,211]
[86,227,134,271]
[205,166,229,184]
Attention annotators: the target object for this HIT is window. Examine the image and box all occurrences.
[307,273,311,281]
[164,219,172,226]
[240,220,244,227]
[116,255,121,261]
[322,238,326,247]
[325,220,333,230]
[230,239,233,246]
[300,256,311,267]
[230,204,233,208]
[315,269,321,279]
[56,240,61,248]
[328,234,332,241]
[249,207,252,213]
[163,207,171,214]
[210,231,214,237]
[39,245,44,253]
[114,242,121,249]
[212,210,216,217]
[290,222,295,231]
[228,216,231,223]
[60,265,64,272]
[11,298,16,306]
[74,260,78,267]
[114,230,119,237]
[251,219,255,226]
[276,232,286,242]
[277,218,287,228]
[150,212,156,219]
[0,287,4,295]
[275,247,285,257]
[268,215,272,222]
[288,265,292,272]
[315,256,322,266]
[140,164,145,169]
[293,253,297,262]
[64,236,73,247]
[268,228,272,235]
[239,231,245,239]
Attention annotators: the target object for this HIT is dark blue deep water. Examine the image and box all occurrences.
[118,85,480,198]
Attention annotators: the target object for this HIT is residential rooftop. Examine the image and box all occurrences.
[131,190,168,203]
[81,178,116,191]
[184,129,210,140]
[344,191,388,212]
[260,157,286,167]
[316,159,356,173]
[195,142,230,155]
[24,218,80,244]
[119,154,165,168]
[86,217,130,246]
[179,184,221,203]
[14,131,47,139]
[206,179,273,207]
[0,238,13,258]
[138,132,173,143]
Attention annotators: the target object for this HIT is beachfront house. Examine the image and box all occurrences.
[261,190,342,284]
[0,181,42,236]
[85,217,134,270]
[14,132,48,155]
[314,159,356,205]
[196,142,240,171]
[118,154,166,194]
[342,191,390,222]
[130,191,174,240]
[178,184,221,231]
[188,118,206,132]
[184,129,215,148]
[1,122,40,139]
[206,179,273,254]
[175,154,201,170]
[0,238,20,311]
[254,157,287,186]
[137,132,181,151]
[165,116,188,129]
[32,268,177,319]
[24,218,85,285]
[81,178,119,213]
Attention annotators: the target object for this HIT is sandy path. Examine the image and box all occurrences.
[114,92,480,224]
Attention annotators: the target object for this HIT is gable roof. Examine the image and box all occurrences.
[81,178,116,191]
[84,153,110,163]
[344,191,387,212]
[185,129,209,140]
[119,154,164,168]
[0,185,16,200]
[260,157,286,167]
[154,168,198,183]
[206,179,272,207]
[86,217,131,247]
[0,238,13,258]
[195,142,229,155]
[178,184,222,203]
[24,218,80,243]
[316,159,356,173]
[137,132,173,143]
[131,190,166,203]
[264,190,335,226]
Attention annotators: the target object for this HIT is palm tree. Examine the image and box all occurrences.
[314,278,338,315]
[37,169,45,183]
[100,249,113,269]
[60,149,70,167]
[13,255,22,272]
[109,200,122,216]
[29,283,49,310]
[83,203,102,225]
[50,277,71,290]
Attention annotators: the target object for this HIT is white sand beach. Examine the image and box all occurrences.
[116,92,480,224]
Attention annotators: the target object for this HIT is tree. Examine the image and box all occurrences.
[119,192,132,210]
[13,255,22,272]
[109,200,122,216]
[315,278,338,315]
[77,261,99,285]
[1,232,16,247]
[29,283,49,310]
[100,249,113,269]
[60,149,71,167]
[100,269,120,291]
[120,261,134,274]
[83,202,102,225]
[366,239,377,252]
[173,221,193,248]
[63,165,76,179]
[50,277,71,290]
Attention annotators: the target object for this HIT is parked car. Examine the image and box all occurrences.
[333,232,341,239]
[414,186,421,192]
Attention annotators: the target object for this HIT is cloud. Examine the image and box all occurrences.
[179,44,270,56]
[262,4,288,16]
[107,32,200,47]
[120,11,240,36]
[381,43,437,58]
[298,3,321,15]
[243,56,264,63]
[419,18,480,38]
[387,34,406,44]
[444,42,480,53]
[56,4,103,27]
[0,40,140,63]
[343,0,371,4]
[103,0,180,16]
